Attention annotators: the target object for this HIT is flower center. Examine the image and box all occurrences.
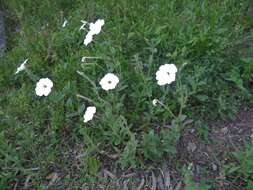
[43,85,47,88]
[108,80,112,84]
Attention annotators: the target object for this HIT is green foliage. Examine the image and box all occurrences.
[119,133,138,168]
[241,58,253,82]
[225,137,253,188]
[182,164,211,190]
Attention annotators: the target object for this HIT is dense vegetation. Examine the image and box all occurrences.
[1,0,253,189]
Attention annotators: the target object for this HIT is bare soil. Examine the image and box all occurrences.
[178,108,253,190]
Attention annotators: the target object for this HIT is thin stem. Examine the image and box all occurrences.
[76,94,96,104]
[25,69,38,82]
[76,70,109,104]
[156,99,176,119]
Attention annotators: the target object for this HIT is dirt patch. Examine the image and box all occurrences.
[178,108,253,189]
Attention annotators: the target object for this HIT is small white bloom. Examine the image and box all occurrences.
[155,64,177,86]
[35,78,53,97]
[89,19,105,35]
[15,59,28,74]
[156,70,176,86]
[83,31,93,46]
[81,56,99,62]
[79,20,88,31]
[99,73,119,91]
[152,99,158,106]
[83,106,96,123]
[62,19,68,28]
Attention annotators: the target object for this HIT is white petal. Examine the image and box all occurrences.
[84,114,93,122]
[83,106,96,123]
[159,64,177,74]
[83,112,94,122]
[84,32,93,46]
[62,19,68,28]
[167,74,176,84]
[89,19,104,35]
[15,60,28,74]
[86,106,96,114]
[35,86,44,96]
[95,19,105,27]
[152,99,158,106]
[39,78,53,88]
[157,79,168,86]
[42,87,52,96]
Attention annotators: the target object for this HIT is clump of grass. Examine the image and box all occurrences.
[0,0,252,189]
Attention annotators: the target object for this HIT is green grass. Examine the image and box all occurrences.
[1,0,253,189]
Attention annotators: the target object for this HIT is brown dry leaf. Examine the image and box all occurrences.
[151,171,157,190]
[164,171,171,190]
[187,142,197,152]
[137,177,145,190]
[24,175,31,189]
[46,172,58,186]
[157,174,165,190]
[123,179,129,190]
[103,169,116,179]
[174,181,182,190]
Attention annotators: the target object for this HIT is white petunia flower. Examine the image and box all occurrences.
[89,19,105,35]
[83,106,96,123]
[99,73,119,91]
[62,19,68,28]
[79,20,88,31]
[35,78,53,97]
[155,64,177,86]
[15,59,28,74]
[83,31,93,46]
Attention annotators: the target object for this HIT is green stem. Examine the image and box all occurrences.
[156,99,176,119]
[25,69,38,82]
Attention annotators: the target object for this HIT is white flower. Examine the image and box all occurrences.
[62,19,68,28]
[79,20,87,31]
[15,59,28,74]
[152,99,158,106]
[83,106,96,123]
[99,73,119,91]
[89,19,105,35]
[155,64,177,86]
[35,78,53,97]
[83,31,93,46]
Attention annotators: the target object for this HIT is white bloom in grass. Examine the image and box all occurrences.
[155,64,177,86]
[152,99,158,106]
[81,56,99,62]
[83,19,104,46]
[89,19,105,35]
[99,73,119,91]
[83,31,93,46]
[62,19,68,28]
[83,106,96,123]
[15,59,28,74]
[35,78,53,97]
[79,20,87,31]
